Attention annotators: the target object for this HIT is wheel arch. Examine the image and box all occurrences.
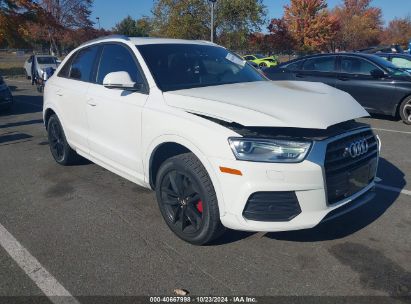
[43,107,57,129]
[395,93,411,117]
[145,135,227,216]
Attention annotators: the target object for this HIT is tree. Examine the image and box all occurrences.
[332,0,383,51]
[0,0,39,47]
[283,0,339,53]
[381,16,411,47]
[29,0,94,54]
[151,0,210,40]
[267,18,296,55]
[151,0,266,51]
[113,16,151,37]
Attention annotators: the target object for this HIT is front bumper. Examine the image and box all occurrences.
[211,129,378,232]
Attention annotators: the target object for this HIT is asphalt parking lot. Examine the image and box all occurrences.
[0,78,410,302]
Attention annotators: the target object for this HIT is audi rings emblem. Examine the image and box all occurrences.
[345,139,369,158]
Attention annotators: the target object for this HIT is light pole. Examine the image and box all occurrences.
[96,17,101,29]
[209,0,217,42]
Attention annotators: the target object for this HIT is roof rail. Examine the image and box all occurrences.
[79,35,130,47]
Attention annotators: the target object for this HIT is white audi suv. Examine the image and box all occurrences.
[43,36,380,245]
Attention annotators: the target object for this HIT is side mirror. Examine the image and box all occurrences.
[370,69,385,78]
[103,71,143,91]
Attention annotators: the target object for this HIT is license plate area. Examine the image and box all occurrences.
[326,157,377,204]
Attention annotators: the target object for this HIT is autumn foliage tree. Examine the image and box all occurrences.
[266,18,296,55]
[29,0,95,54]
[332,0,383,51]
[283,0,339,53]
[381,16,411,47]
[0,0,40,47]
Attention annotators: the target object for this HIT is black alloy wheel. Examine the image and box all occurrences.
[48,117,65,162]
[160,170,204,233]
[47,115,79,165]
[155,153,225,245]
[400,96,411,125]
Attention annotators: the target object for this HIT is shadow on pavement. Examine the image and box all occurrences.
[0,119,43,129]
[368,113,402,123]
[265,158,404,242]
[0,132,32,144]
[0,94,43,116]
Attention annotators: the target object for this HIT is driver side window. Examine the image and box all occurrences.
[96,44,144,85]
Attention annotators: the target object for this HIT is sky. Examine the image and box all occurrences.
[91,0,411,30]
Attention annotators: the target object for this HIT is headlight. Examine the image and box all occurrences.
[228,138,312,163]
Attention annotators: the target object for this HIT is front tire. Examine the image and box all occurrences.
[155,153,225,245]
[47,115,80,165]
[399,96,411,125]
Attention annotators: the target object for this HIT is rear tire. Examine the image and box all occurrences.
[399,96,411,125]
[47,115,80,165]
[155,153,225,245]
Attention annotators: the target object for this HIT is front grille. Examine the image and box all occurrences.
[243,191,301,222]
[325,129,378,204]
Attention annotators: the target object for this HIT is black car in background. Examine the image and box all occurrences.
[0,75,13,111]
[375,53,411,73]
[264,53,411,124]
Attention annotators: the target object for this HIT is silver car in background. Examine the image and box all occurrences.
[24,55,59,80]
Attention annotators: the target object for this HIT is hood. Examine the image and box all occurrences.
[163,81,369,129]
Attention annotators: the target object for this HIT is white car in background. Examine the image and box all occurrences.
[24,55,59,79]
[43,36,380,245]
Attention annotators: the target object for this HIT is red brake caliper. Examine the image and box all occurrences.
[196,200,203,213]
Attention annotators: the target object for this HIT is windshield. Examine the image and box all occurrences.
[371,55,411,77]
[37,56,56,64]
[137,44,266,91]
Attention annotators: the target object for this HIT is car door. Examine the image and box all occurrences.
[52,45,100,153]
[86,43,149,179]
[293,56,338,87]
[335,55,398,114]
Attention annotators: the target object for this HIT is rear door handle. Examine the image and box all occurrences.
[87,98,97,107]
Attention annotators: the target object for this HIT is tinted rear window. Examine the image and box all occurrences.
[302,57,336,72]
[37,57,56,64]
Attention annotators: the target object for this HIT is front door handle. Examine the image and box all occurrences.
[87,98,97,107]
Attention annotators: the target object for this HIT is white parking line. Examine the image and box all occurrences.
[376,184,411,196]
[372,128,411,135]
[0,223,79,304]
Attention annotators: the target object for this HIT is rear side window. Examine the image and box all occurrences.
[96,44,143,84]
[302,57,336,72]
[69,46,99,82]
[341,57,379,75]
